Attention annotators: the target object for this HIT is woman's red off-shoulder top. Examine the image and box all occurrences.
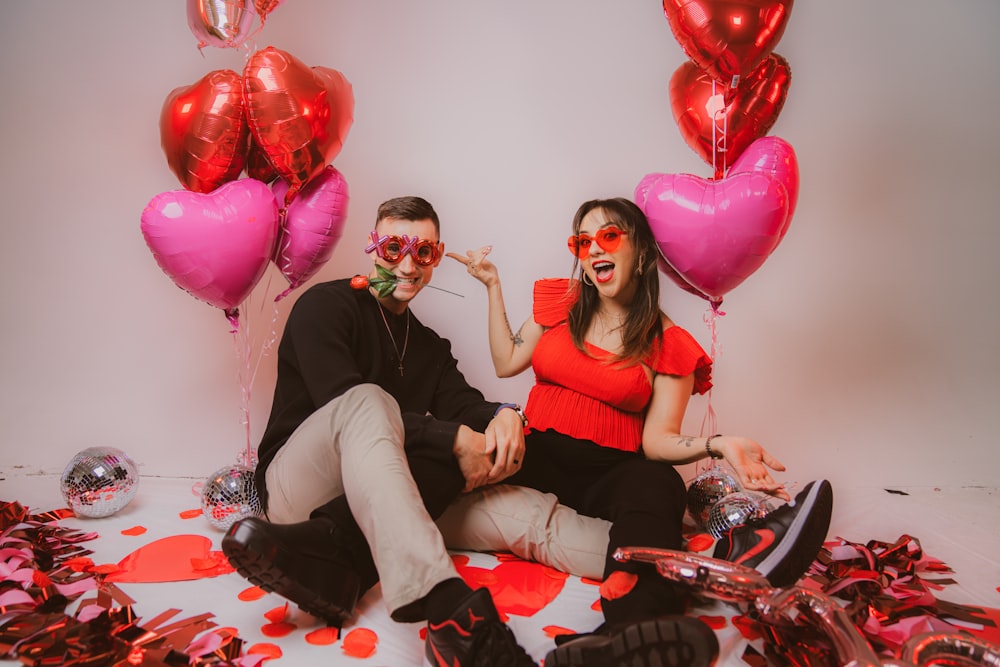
[524,278,713,453]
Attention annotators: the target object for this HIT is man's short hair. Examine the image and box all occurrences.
[376,196,440,234]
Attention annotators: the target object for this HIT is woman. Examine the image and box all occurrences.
[449,197,832,667]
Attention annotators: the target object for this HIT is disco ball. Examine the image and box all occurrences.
[687,466,742,528]
[200,464,262,531]
[60,447,140,518]
[706,492,775,539]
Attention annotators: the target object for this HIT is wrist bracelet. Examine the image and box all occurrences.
[495,402,528,427]
[705,434,724,459]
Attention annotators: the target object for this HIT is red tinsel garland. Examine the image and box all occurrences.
[0,500,262,666]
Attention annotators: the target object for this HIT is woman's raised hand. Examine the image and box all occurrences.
[447,246,498,287]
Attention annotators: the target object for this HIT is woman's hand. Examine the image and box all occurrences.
[447,246,498,287]
[715,435,791,501]
[484,408,526,484]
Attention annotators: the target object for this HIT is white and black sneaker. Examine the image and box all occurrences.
[713,479,834,588]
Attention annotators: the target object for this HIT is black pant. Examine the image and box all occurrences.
[506,429,690,626]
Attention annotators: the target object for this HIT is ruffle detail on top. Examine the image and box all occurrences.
[647,327,713,396]
[532,278,578,327]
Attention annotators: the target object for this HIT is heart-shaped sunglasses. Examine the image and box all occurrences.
[567,226,627,259]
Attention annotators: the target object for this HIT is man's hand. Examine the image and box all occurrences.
[452,410,526,492]
[453,425,494,491]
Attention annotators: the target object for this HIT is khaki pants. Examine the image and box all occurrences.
[264,384,609,617]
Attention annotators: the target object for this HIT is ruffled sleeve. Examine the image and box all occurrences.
[532,278,579,327]
[648,326,714,395]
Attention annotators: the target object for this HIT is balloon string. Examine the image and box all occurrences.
[232,300,254,468]
[710,80,718,178]
[710,79,729,180]
[697,304,726,474]
[231,267,282,469]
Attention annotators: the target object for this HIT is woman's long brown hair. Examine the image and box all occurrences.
[567,198,663,366]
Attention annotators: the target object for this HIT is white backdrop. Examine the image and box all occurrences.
[1,2,998,494]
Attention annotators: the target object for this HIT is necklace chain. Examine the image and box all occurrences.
[377,302,410,376]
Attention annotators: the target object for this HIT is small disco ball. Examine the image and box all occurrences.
[200,464,262,531]
[60,446,140,518]
[706,492,775,539]
[687,466,742,528]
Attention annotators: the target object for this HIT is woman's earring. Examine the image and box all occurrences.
[582,272,594,286]
[637,253,645,275]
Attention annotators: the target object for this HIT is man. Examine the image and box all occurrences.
[222,196,556,666]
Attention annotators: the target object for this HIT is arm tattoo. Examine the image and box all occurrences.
[505,314,524,346]
[677,436,694,448]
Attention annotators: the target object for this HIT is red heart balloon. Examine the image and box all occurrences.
[662,0,794,86]
[160,69,249,194]
[243,47,355,206]
[670,54,791,177]
[246,137,279,184]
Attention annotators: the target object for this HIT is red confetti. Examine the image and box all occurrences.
[686,533,715,553]
[580,577,602,586]
[105,535,233,583]
[264,602,289,623]
[305,626,340,645]
[342,627,378,658]
[260,621,296,637]
[591,598,602,612]
[599,571,638,601]
[732,614,764,640]
[238,586,267,601]
[179,508,202,519]
[543,625,577,638]
[121,525,147,536]
[32,569,52,587]
[63,556,94,572]
[246,642,283,659]
[697,614,728,630]
[454,557,568,617]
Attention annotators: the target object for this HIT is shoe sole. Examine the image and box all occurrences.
[756,480,834,588]
[221,519,359,625]
[545,616,719,667]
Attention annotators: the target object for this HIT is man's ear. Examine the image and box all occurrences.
[433,241,445,267]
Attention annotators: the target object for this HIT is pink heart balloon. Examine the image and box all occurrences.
[635,136,798,302]
[141,178,279,316]
[271,165,350,299]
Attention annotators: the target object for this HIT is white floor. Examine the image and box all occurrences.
[2,473,998,666]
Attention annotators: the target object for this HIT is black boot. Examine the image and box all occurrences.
[544,616,719,667]
[309,494,380,593]
[222,515,360,625]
